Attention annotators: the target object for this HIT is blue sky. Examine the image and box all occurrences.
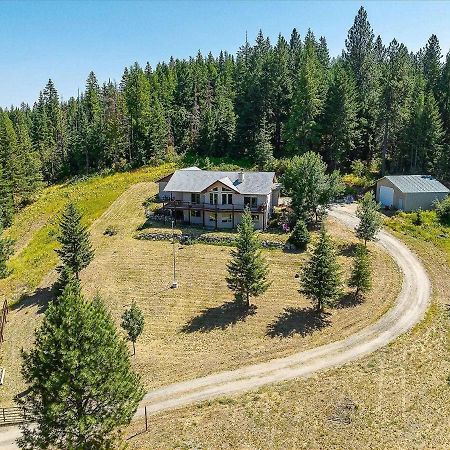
[1,0,450,107]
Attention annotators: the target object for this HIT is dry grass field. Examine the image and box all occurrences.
[0,181,400,406]
[125,228,450,450]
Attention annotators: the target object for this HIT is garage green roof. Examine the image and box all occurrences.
[381,175,450,193]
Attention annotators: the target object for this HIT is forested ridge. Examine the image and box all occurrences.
[1,7,450,228]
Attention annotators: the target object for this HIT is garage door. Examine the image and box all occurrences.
[379,186,394,207]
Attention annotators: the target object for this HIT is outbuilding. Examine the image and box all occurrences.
[376,175,449,211]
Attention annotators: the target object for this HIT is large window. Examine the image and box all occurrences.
[251,214,259,222]
[209,214,216,222]
[222,193,233,205]
[244,196,257,207]
[191,210,201,217]
[222,214,232,223]
[191,193,201,204]
[210,192,218,205]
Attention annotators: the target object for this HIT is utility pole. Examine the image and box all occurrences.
[170,219,178,289]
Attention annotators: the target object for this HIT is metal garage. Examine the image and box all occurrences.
[376,175,449,211]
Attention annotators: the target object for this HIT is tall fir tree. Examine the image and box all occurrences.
[17,281,145,449]
[55,202,94,279]
[301,227,342,312]
[0,162,14,227]
[226,208,270,309]
[348,243,372,299]
[355,192,383,246]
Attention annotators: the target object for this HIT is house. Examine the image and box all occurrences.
[376,175,449,211]
[156,167,281,230]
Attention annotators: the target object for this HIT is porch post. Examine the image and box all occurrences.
[232,205,235,229]
[202,204,205,228]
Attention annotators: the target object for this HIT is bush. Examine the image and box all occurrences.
[413,208,424,226]
[435,196,450,225]
[288,219,310,250]
[104,225,118,236]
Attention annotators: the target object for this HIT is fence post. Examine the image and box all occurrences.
[145,406,148,431]
[2,408,5,423]
[23,407,26,421]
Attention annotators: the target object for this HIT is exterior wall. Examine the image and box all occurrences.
[377,178,449,211]
[158,182,170,199]
[404,191,448,212]
[376,179,405,209]
[271,187,281,208]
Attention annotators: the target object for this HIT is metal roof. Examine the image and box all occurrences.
[380,175,450,193]
[163,169,276,195]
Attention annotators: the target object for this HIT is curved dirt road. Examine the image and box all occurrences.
[0,204,431,448]
[134,204,431,416]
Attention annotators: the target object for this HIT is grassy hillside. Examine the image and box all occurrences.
[0,164,175,301]
[387,210,450,262]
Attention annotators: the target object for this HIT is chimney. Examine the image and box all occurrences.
[238,169,244,183]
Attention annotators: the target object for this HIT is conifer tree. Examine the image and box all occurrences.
[53,265,79,298]
[55,202,94,279]
[322,64,360,167]
[301,227,342,312]
[288,219,310,251]
[355,192,382,246]
[226,208,270,309]
[0,163,14,227]
[0,219,14,279]
[121,301,145,356]
[254,115,274,169]
[348,244,372,299]
[17,281,145,449]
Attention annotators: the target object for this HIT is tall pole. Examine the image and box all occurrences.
[171,219,178,288]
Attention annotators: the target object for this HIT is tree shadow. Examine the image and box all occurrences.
[266,307,331,338]
[338,242,358,257]
[12,286,54,315]
[181,301,257,333]
[336,292,364,309]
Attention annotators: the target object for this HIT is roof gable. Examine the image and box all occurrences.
[163,169,275,195]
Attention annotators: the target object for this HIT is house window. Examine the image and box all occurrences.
[244,196,257,207]
[191,193,200,204]
[251,214,259,222]
[222,193,233,205]
[209,214,216,222]
[210,192,218,205]
[191,210,201,217]
[222,214,233,223]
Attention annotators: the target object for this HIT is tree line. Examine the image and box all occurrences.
[2,6,450,229]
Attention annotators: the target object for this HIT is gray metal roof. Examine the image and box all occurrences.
[163,169,276,195]
[381,175,450,193]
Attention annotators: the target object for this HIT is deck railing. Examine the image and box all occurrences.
[0,407,31,425]
[162,200,266,213]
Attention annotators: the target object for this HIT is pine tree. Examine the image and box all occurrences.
[0,219,14,279]
[226,208,270,309]
[254,115,274,169]
[121,301,145,356]
[285,31,327,154]
[344,6,380,162]
[355,192,382,245]
[422,34,442,99]
[301,227,342,312]
[17,281,145,449]
[348,244,372,299]
[322,63,360,167]
[53,265,79,298]
[0,163,14,227]
[55,202,94,279]
[288,219,310,251]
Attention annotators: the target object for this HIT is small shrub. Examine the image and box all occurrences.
[104,225,118,236]
[288,219,310,251]
[413,208,424,226]
[435,196,450,225]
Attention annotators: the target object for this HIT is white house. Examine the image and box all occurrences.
[156,167,280,230]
